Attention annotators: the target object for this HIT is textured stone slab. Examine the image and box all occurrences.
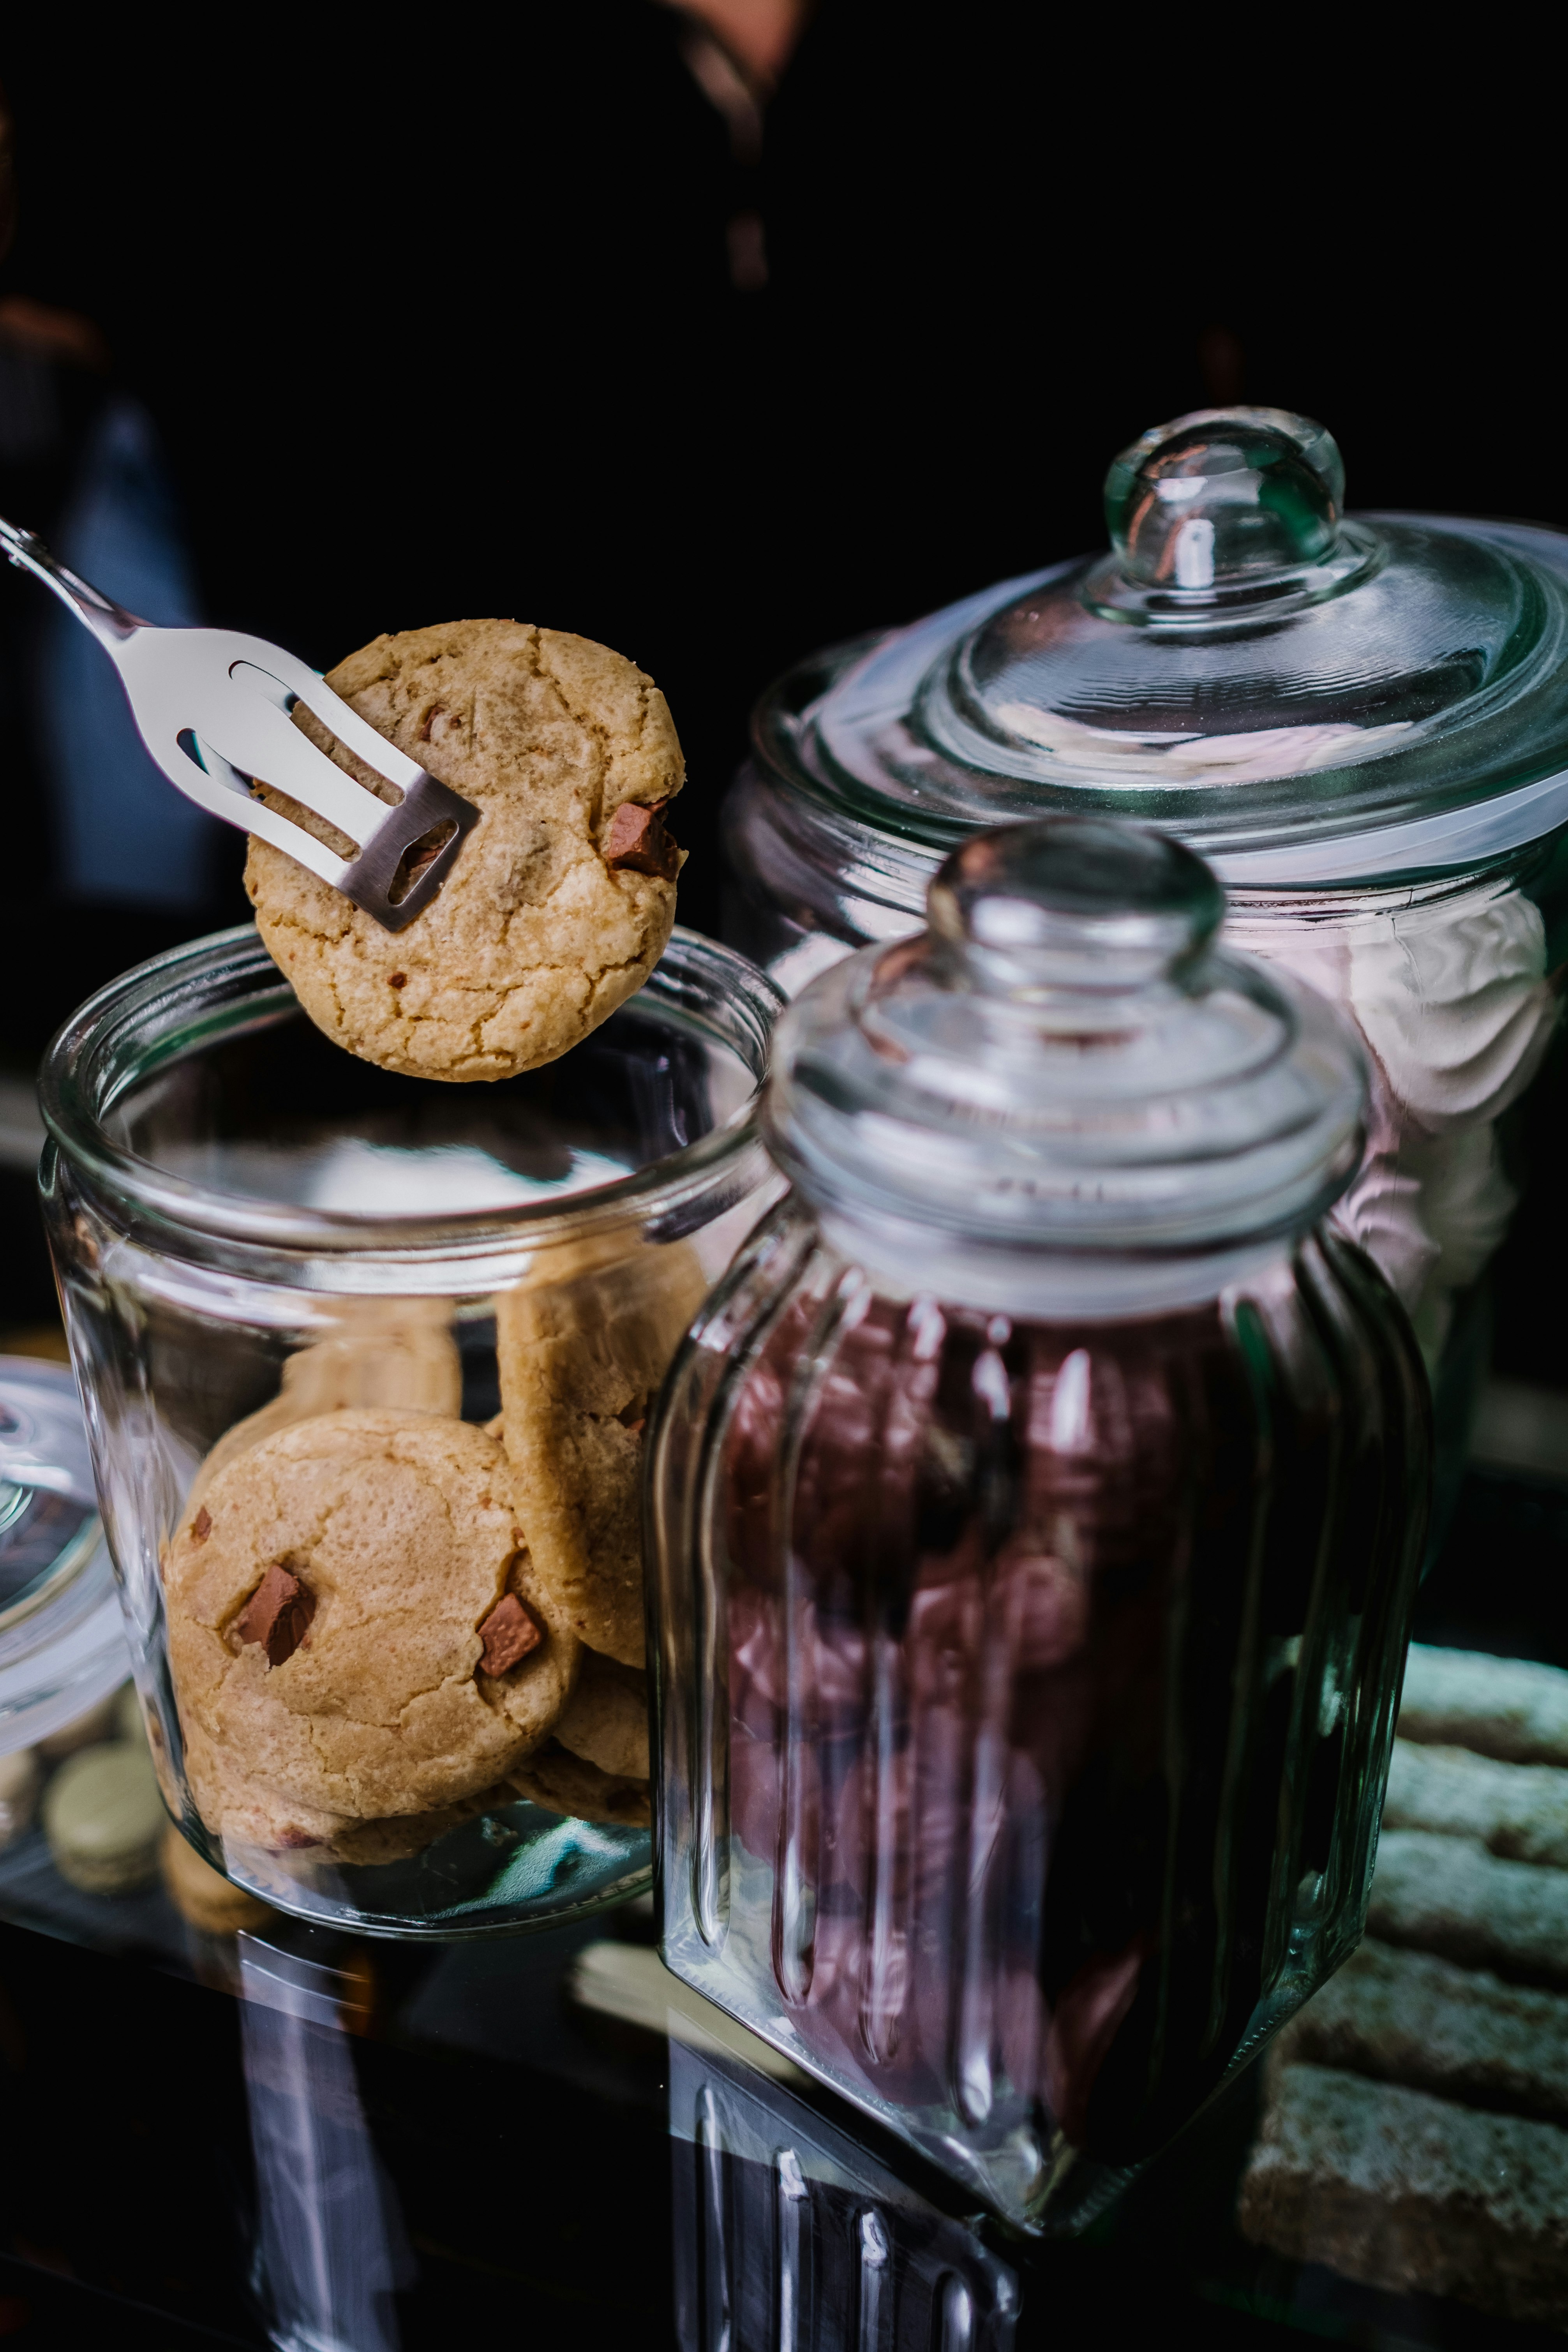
[1367,1830,1568,1987]
[1399,1644,1568,1767]
[1239,2061,1568,2328]
[1278,1936,1568,2123]
[1383,1737,1568,1866]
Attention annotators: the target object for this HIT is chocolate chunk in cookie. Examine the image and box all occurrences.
[232,1563,316,1667]
[478,1593,541,1676]
[603,800,680,880]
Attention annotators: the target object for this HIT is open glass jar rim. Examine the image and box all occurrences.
[39,925,784,1271]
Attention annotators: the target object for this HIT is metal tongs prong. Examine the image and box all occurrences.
[1,515,479,932]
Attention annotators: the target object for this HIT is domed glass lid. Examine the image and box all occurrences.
[758,409,1568,882]
[765,819,1366,1252]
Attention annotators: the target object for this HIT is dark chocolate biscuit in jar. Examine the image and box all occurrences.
[727,408,1568,1544]
[653,817,1431,2231]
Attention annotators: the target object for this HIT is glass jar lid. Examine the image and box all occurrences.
[764,819,1365,1253]
[761,409,1568,883]
[0,1356,127,1759]
[0,1362,102,1634]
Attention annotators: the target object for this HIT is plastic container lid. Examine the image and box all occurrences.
[760,408,1568,884]
[764,818,1365,1258]
[0,1356,129,1756]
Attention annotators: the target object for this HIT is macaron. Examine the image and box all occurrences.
[42,1741,164,1894]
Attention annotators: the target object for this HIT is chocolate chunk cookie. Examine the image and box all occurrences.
[556,1652,650,1780]
[166,1408,578,1823]
[509,1743,651,1830]
[187,1301,461,1512]
[245,620,685,1082]
[180,1711,506,1863]
[496,1235,708,1665]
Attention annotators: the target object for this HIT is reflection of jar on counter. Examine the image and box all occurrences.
[653,820,1430,2231]
[668,2032,1021,2352]
[41,925,781,1937]
[723,407,1568,1521]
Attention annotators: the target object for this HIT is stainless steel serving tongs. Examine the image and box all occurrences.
[1,515,480,932]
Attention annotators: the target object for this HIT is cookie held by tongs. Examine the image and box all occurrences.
[246,619,686,1081]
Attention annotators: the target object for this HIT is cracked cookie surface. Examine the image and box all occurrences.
[245,619,684,1081]
[166,1407,578,1822]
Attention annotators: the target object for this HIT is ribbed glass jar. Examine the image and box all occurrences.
[653,821,1431,2229]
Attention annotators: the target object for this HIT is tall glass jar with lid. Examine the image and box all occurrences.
[41,924,781,1936]
[653,819,1430,2231]
[724,408,1568,1531]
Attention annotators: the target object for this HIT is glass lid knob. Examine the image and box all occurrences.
[768,816,1368,1254]
[927,816,1224,993]
[1103,407,1346,591]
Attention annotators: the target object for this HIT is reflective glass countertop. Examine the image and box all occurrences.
[2,1425,1566,2352]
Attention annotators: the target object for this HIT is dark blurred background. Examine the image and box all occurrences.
[0,1,1559,1308]
[4,4,1560,963]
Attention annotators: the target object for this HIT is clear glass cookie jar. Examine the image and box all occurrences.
[39,922,782,1937]
[652,819,1431,2232]
[726,406,1568,1533]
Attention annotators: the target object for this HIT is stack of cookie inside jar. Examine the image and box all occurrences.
[41,621,782,1934]
[651,819,1432,2231]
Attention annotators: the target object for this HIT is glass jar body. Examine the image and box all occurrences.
[651,1197,1430,2230]
[42,927,781,1938]
[724,751,1568,1539]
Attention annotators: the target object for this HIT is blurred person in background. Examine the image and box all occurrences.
[0,2,1559,1368]
[0,78,228,1076]
[0,7,1557,1009]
